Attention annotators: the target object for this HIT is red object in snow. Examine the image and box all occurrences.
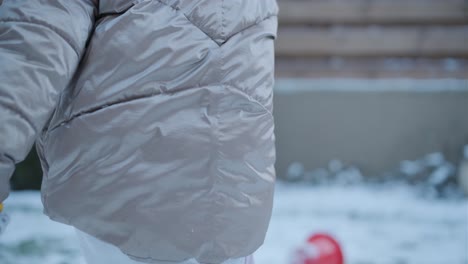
[291,233,344,264]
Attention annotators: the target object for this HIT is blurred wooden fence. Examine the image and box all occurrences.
[275,0,468,78]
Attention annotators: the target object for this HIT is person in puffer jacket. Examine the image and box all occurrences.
[0,0,278,263]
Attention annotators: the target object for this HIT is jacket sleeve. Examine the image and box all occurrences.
[0,0,97,202]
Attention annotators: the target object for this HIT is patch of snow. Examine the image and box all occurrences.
[334,167,363,186]
[256,183,468,264]
[424,152,445,168]
[286,162,305,181]
[0,212,9,236]
[428,164,456,186]
[0,192,84,264]
[400,159,425,177]
[0,184,466,264]
[328,160,344,174]
[284,150,465,199]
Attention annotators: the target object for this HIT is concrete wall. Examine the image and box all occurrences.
[273,79,468,178]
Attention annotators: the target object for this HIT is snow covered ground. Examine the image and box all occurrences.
[0,183,467,264]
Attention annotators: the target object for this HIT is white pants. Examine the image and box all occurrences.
[76,228,254,264]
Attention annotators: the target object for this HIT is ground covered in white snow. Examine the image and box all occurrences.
[0,183,467,264]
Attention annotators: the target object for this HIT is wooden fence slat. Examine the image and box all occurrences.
[276,26,468,57]
[278,0,468,24]
[275,57,468,78]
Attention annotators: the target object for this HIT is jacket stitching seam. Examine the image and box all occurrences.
[220,0,226,39]
[48,84,271,132]
[181,13,221,47]
[151,0,221,47]
[48,89,161,132]
[0,19,81,57]
[214,0,225,190]
[224,84,272,116]
[222,14,278,44]
[153,0,276,46]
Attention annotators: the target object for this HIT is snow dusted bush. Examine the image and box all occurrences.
[285,148,467,200]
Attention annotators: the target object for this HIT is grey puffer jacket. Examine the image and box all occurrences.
[0,0,277,263]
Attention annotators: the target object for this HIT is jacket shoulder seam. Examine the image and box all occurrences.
[153,0,222,47]
[222,14,278,44]
[154,0,277,46]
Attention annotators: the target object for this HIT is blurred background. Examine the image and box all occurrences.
[2,0,468,264]
[274,0,468,182]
